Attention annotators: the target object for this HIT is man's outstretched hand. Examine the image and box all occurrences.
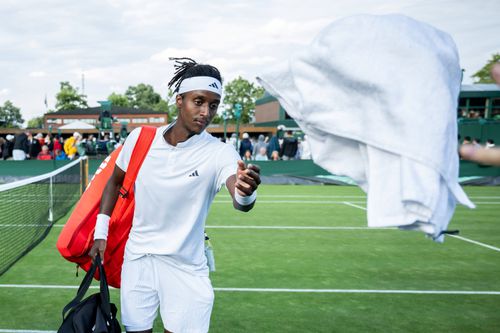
[235,160,261,196]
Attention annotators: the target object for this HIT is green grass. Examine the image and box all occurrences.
[0,185,499,332]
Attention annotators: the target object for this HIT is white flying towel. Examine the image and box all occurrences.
[257,14,475,242]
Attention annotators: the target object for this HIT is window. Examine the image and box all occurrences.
[149,117,165,123]
[132,118,148,123]
[46,118,62,124]
[115,118,130,123]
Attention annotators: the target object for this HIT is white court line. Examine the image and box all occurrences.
[1,284,499,295]
[215,288,500,295]
[343,201,367,211]
[342,200,500,253]
[449,235,500,252]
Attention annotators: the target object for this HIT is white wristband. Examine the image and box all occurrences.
[234,190,257,206]
[94,214,110,240]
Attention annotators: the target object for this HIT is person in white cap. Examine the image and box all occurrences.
[89,58,261,333]
[63,132,81,159]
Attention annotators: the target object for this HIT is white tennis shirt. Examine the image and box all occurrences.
[116,124,240,276]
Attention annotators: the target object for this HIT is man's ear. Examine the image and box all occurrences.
[176,94,183,110]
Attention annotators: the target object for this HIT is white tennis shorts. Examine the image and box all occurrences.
[120,254,214,332]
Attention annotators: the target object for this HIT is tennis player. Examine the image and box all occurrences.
[89,58,260,333]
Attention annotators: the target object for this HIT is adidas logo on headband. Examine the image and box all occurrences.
[178,76,223,95]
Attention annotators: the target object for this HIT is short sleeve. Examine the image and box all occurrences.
[115,127,142,172]
[215,143,241,192]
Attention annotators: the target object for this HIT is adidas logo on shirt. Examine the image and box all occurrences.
[188,170,199,177]
[209,82,219,89]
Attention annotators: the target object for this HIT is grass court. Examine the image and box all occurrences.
[0,185,499,332]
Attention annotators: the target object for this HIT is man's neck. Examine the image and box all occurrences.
[164,122,197,146]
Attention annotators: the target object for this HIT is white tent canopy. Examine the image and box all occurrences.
[58,121,95,130]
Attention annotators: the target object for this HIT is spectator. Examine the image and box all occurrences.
[54,149,69,160]
[270,150,280,161]
[44,134,54,152]
[12,131,30,160]
[486,139,495,149]
[0,137,4,158]
[472,138,482,148]
[54,135,63,151]
[64,132,81,159]
[462,136,471,145]
[28,133,42,159]
[85,135,97,155]
[37,145,53,160]
[97,134,110,155]
[35,133,44,146]
[2,134,14,160]
[239,132,253,158]
[252,134,267,158]
[243,150,253,161]
[267,127,283,159]
[255,147,269,161]
[77,136,87,156]
[228,133,238,150]
[280,130,298,160]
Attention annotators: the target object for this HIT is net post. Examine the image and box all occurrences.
[80,156,89,195]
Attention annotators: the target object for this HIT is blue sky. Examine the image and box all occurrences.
[0,0,499,123]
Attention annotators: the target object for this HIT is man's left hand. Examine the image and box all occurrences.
[235,160,261,196]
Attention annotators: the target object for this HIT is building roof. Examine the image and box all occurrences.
[58,120,96,130]
[460,84,500,98]
[461,84,500,92]
[255,92,278,106]
[45,106,166,116]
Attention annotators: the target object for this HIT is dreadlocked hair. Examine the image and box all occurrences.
[167,57,222,93]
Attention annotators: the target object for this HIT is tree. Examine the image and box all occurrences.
[125,83,162,110]
[55,81,88,111]
[472,53,500,83]
[165,89,178,120]
[107,92,130,107]
[27,116,44,129]
[0,100,24,128]
[223,77,265,123]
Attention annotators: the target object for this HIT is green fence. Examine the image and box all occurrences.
[1,158,499,180]
[458,119,500,144]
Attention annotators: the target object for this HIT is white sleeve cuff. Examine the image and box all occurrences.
[234,190,257,206]
[94,214,110,240]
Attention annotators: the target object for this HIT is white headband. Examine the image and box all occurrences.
[177,76,222,96]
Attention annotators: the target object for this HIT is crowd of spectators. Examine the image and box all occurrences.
[0,128,314,162]
[461,136,496,149]
[224,129,312,161]
[0,131,120,161]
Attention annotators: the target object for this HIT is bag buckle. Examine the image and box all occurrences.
[118,187,128,198]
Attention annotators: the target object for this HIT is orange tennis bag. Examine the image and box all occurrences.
[57,126,156,288]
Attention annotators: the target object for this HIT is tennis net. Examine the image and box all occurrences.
[0,157,88,276]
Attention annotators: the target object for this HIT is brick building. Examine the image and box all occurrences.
[43,106,168,132]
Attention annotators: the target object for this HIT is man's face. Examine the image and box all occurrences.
[176,90,220,134]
